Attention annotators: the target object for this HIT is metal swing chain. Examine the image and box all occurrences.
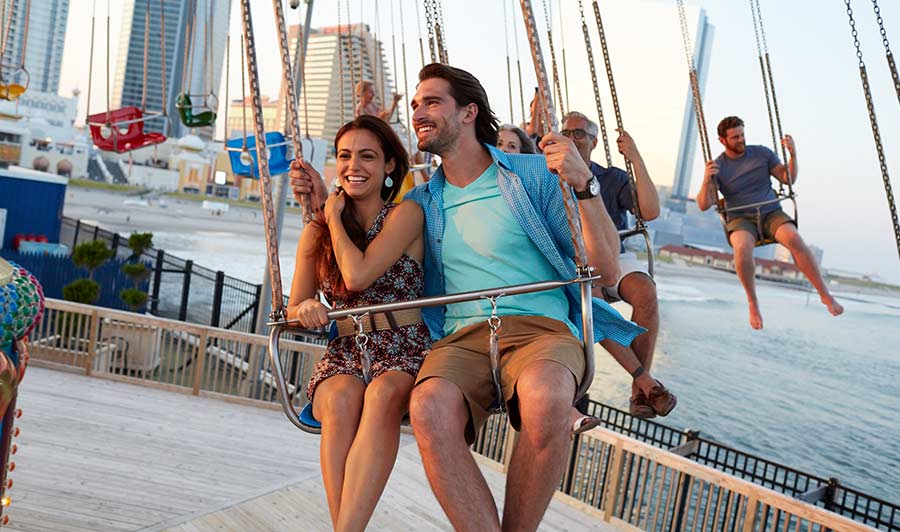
[337,3,346,123]
[541,0,567,118]
[484,296,505,413]
[592,0,643,228]
[872,0,900,107]
[577,0,612,167]
[676,0,712,164]
[349,313,373,384]
[845,0,900,262]
[435,0,448,64]
[519,0,588,268]
[511,0,526,124]
[425,0,437,63]
[749,0,779,164]
[752,0,794,196]
[399,0,414,151]
[238,0,285,320]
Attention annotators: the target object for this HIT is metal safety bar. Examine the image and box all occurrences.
[267,274,601,433]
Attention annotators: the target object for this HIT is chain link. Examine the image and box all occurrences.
[592,0,642,227]
[425,0,437,63]
[845,0,900,262]
[435,0,448,64]
[518,0,587,267]
[541,0,567,118]
[676,0,712,163]
[750,0,778,156]
[871,0,900,106]
[577,0,611,167]
[239,0,285,320]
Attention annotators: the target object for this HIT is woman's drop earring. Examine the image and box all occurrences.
[384,176,394,188]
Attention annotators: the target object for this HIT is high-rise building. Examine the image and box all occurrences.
[282,23,402,143]
[111,0,229,137]
[0,0,69,94]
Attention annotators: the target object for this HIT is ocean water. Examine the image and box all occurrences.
[65,191,900,502]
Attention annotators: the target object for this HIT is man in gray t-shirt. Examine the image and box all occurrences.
[697,116,843,330]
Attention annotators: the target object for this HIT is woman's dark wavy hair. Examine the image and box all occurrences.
[419,63,499,146]
[312,115,409,297]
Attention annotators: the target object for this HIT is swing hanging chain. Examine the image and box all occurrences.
[337,3,346,123]
[519,0,589,268]
[676,0,712,164]
[872,0,900,106]
[141,0,150,112]
[239,0,286,319]
[399,0,414,152]
[577,0,611,167]
[845,0,900,262]
[752,0,793,192]
[541,0,566,119]
[749,0,779,167]
[425,0,437,63]
[271,0,312,223]
[592,0,644,228]
[435,0,448,64]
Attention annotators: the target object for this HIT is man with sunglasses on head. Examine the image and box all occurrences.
[560,111,675,420]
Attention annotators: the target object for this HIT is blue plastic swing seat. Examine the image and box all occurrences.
[299,402,322,431]
[226,131,293,178]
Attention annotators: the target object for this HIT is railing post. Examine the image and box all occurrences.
[742,496,759,532]
[249,284,262,334]
[210,271,225,328]
[192,329,208,396]
[673,430,700,530]
[150,249,164,315]
[501,419,518,472]
[603,438,625,522]
[92,225,99,241]
[179,260,193,322]
[111,233,120,258]
[563,433,581,495]
[73,219,81,246]
[85,309,100,376]
[825,477,840,512]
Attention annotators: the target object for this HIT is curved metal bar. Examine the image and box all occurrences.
[617,227,656,279]
[269,275,602,326]
[268,324,320,433]
[575,266,595,401]
[721,192,794,214]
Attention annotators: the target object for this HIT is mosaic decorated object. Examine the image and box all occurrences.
[0,259,44,349]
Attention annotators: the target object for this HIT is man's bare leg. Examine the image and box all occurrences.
[617,272,659,399]
[410,378,501,532]
[774,223,844,316]
[502,361,575,531]
[730,230,763,329]
[312,375,365,528]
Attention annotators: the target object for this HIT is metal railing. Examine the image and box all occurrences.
[27,297,898,532]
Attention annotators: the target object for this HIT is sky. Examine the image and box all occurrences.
[59,0,900,284]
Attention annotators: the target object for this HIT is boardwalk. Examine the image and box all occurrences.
[6,367,612,531]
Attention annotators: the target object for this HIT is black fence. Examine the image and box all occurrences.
[60,217,266,334]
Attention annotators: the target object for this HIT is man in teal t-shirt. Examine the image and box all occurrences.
[697,115,843,330]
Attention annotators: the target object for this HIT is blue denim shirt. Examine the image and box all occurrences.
[405,144,646,346]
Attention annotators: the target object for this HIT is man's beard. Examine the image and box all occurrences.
[418,121,461,156]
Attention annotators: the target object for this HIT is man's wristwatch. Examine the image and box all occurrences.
[574,175,601,200]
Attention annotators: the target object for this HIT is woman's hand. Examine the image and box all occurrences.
[294,298,330,328]
[324,188,346,225]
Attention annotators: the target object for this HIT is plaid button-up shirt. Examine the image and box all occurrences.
[405,144,645,347]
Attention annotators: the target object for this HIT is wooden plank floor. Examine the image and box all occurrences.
[6,367,616,532]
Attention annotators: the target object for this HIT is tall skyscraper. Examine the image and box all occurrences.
[111,0,229,137]
[282,23,401,143]
[0,0,69,94]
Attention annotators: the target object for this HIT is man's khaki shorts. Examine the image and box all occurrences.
[415,315,585,444]
[725,209,795,242]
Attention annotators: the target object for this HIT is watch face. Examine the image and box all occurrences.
[589,177,601,196]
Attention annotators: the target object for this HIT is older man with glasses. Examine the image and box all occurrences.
[560,111,675,420]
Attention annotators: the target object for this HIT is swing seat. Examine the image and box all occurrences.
[225,131,292,178]
[0,83,26,101]
[176,93,217,128]
[298,402,321,432]
[87,107,167,153]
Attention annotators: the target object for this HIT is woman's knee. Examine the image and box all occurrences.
[314,378,365,422]
[364,374,413,415]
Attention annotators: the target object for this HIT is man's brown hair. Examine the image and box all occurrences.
[717,116,744,138]
[419,63,499,146]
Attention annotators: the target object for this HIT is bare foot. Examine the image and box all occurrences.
[748,301,763,330]
[822,295,844,317]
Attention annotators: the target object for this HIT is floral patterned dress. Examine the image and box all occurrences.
[307,203,430,401]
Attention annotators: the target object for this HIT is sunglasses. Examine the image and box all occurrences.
[560,128,592,140]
